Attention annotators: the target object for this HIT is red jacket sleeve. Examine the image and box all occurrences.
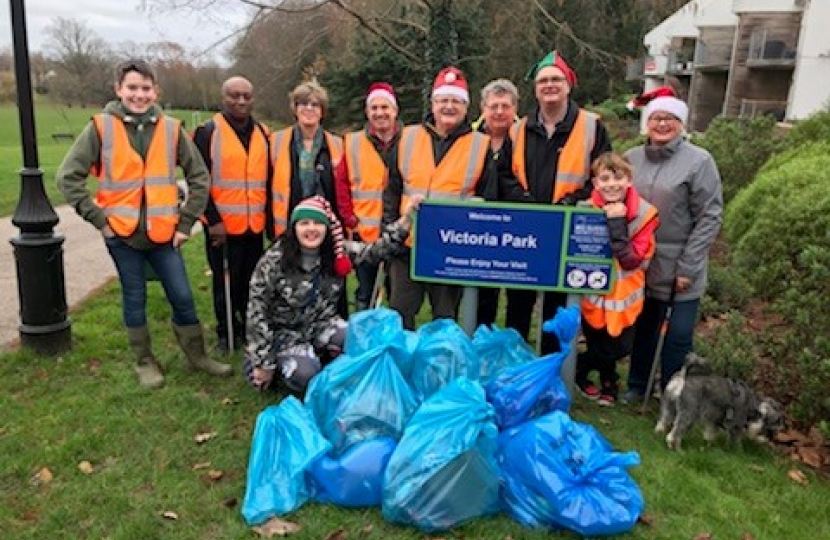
[333,158,358,230]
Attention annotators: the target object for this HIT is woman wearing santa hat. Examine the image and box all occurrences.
[243,194,423,395]
[621,94,723,403]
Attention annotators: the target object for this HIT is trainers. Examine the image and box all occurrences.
[576,380,601,401]
[598,381,618,407]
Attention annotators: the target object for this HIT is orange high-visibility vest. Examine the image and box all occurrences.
[343,131,389,242]
[398,126,489,246]
[581,199,658,337]
[92,114,180,243]
[206,114,268,235]
[269,127,343,236]
[510,109,598,202]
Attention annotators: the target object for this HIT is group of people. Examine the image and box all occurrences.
[56,50,722,404]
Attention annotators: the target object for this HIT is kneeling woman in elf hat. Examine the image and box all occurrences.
[243,194,422,394]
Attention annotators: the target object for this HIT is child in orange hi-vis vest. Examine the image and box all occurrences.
[576,153,659,406]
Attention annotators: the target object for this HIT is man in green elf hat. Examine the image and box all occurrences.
[498,49,613,355]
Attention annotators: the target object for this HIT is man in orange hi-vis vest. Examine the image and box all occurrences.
[386,66,498,330]
[333,82,403,312]
[497,50,613,355]
[193,77,270,353]
[57,59,232,389]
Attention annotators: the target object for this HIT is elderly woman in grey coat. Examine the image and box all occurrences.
[622,95,723,403]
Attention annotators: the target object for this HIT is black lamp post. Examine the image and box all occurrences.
[9,0,71,354]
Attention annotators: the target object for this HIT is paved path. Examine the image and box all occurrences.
[0,205,117,350]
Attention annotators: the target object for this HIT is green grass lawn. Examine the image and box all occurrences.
[0,101,211,217]
[1,237,827,539]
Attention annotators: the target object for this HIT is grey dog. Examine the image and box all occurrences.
[654,353,785,450]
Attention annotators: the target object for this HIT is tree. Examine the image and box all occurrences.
[43,17,113,107]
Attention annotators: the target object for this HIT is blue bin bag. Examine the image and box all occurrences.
[344,307,404,357]
[472,324,536,386]
[308,436,397,507]
[409,319,479,401]
[242,397,332,525]
[498,411,644,536]
[485,306,580,429]
[305,345,418,456]
[382,378,500,532]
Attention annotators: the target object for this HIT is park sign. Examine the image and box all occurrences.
[411,200,614,294]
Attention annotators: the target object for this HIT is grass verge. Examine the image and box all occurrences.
[1,237,827,540]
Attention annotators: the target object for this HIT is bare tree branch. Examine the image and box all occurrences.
[530,0,623,67]
[326,0,423,64]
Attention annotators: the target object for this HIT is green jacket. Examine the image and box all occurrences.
[56,101,209,250]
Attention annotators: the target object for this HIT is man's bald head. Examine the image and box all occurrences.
[221,76,254,122]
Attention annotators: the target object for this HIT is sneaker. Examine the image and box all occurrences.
[598,381,618,407]
[576,380,601,401]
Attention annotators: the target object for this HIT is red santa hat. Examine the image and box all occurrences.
[627,86,678,111]
[432,66,469,103]
[290,196,352,277]
[644,96,689,125]
[366,82,398,109]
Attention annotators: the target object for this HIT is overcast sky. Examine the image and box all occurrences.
[1,0,251,63]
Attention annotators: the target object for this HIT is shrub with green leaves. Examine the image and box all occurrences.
[696,310,758,381]
[693,115,785,204]
[700,261,754,320]
[724,143,830,426]
[781,108,830,151]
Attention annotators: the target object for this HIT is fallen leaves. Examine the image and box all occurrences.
[775,428,830,470]
[192,461,211,470]
[637,513,655,526]
[252,517,301,537]
[161,511,179,520]
[204,469,224,482]
[692,533,713,540]
[194,431,218,444]
[30,467,53,486]
[77,461,94,475]
[787,468,809,486]
[222,497,238,509]
[324,528,347,540]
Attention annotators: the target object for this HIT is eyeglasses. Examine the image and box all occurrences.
[648,115,679,124]
[485,102,515,112]
[433,97,466,107]
[535,75,568,85]
[296,100,322,109]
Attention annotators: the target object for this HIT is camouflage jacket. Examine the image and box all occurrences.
[245,221,409,370]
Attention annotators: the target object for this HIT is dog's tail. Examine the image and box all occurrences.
[682,352,712,378]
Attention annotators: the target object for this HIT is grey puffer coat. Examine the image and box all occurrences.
[625,136,723,302]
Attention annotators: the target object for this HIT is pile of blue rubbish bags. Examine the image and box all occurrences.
[241,306,644,536]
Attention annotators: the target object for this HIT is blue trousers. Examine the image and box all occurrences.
[105,237,199,328]
[626,295,699,393]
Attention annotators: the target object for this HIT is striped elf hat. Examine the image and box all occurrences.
[290,196,353,277]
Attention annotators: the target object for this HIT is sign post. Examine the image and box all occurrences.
[411,200,614,390]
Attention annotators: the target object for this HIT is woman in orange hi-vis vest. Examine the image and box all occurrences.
[269,81,347,317]
[56,59,232,390]
[574,153,659,407]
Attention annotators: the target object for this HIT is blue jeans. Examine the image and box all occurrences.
[105,237,199,328]
[626,295,699,393]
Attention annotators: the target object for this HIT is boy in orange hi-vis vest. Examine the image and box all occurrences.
[57,59,232,389]
[576,153,659,406]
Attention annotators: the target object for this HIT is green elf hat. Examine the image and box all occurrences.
[525,50,577,86]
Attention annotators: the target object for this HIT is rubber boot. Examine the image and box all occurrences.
[172,323,233,376]
[127,326,165,389]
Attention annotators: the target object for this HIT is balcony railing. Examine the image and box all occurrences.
[747,29,797,68]
[695,41,732,71]
[666,49,695,75]
[739,99,787,121]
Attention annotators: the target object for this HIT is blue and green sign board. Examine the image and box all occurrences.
[411,200,614,294]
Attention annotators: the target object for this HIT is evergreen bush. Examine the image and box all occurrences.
[693,115,784,204]
[724,144,830,426]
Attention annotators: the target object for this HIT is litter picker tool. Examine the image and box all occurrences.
[640,286,677,414]
[222,242,234,354]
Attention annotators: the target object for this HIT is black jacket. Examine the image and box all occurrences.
[496,100,612,204]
